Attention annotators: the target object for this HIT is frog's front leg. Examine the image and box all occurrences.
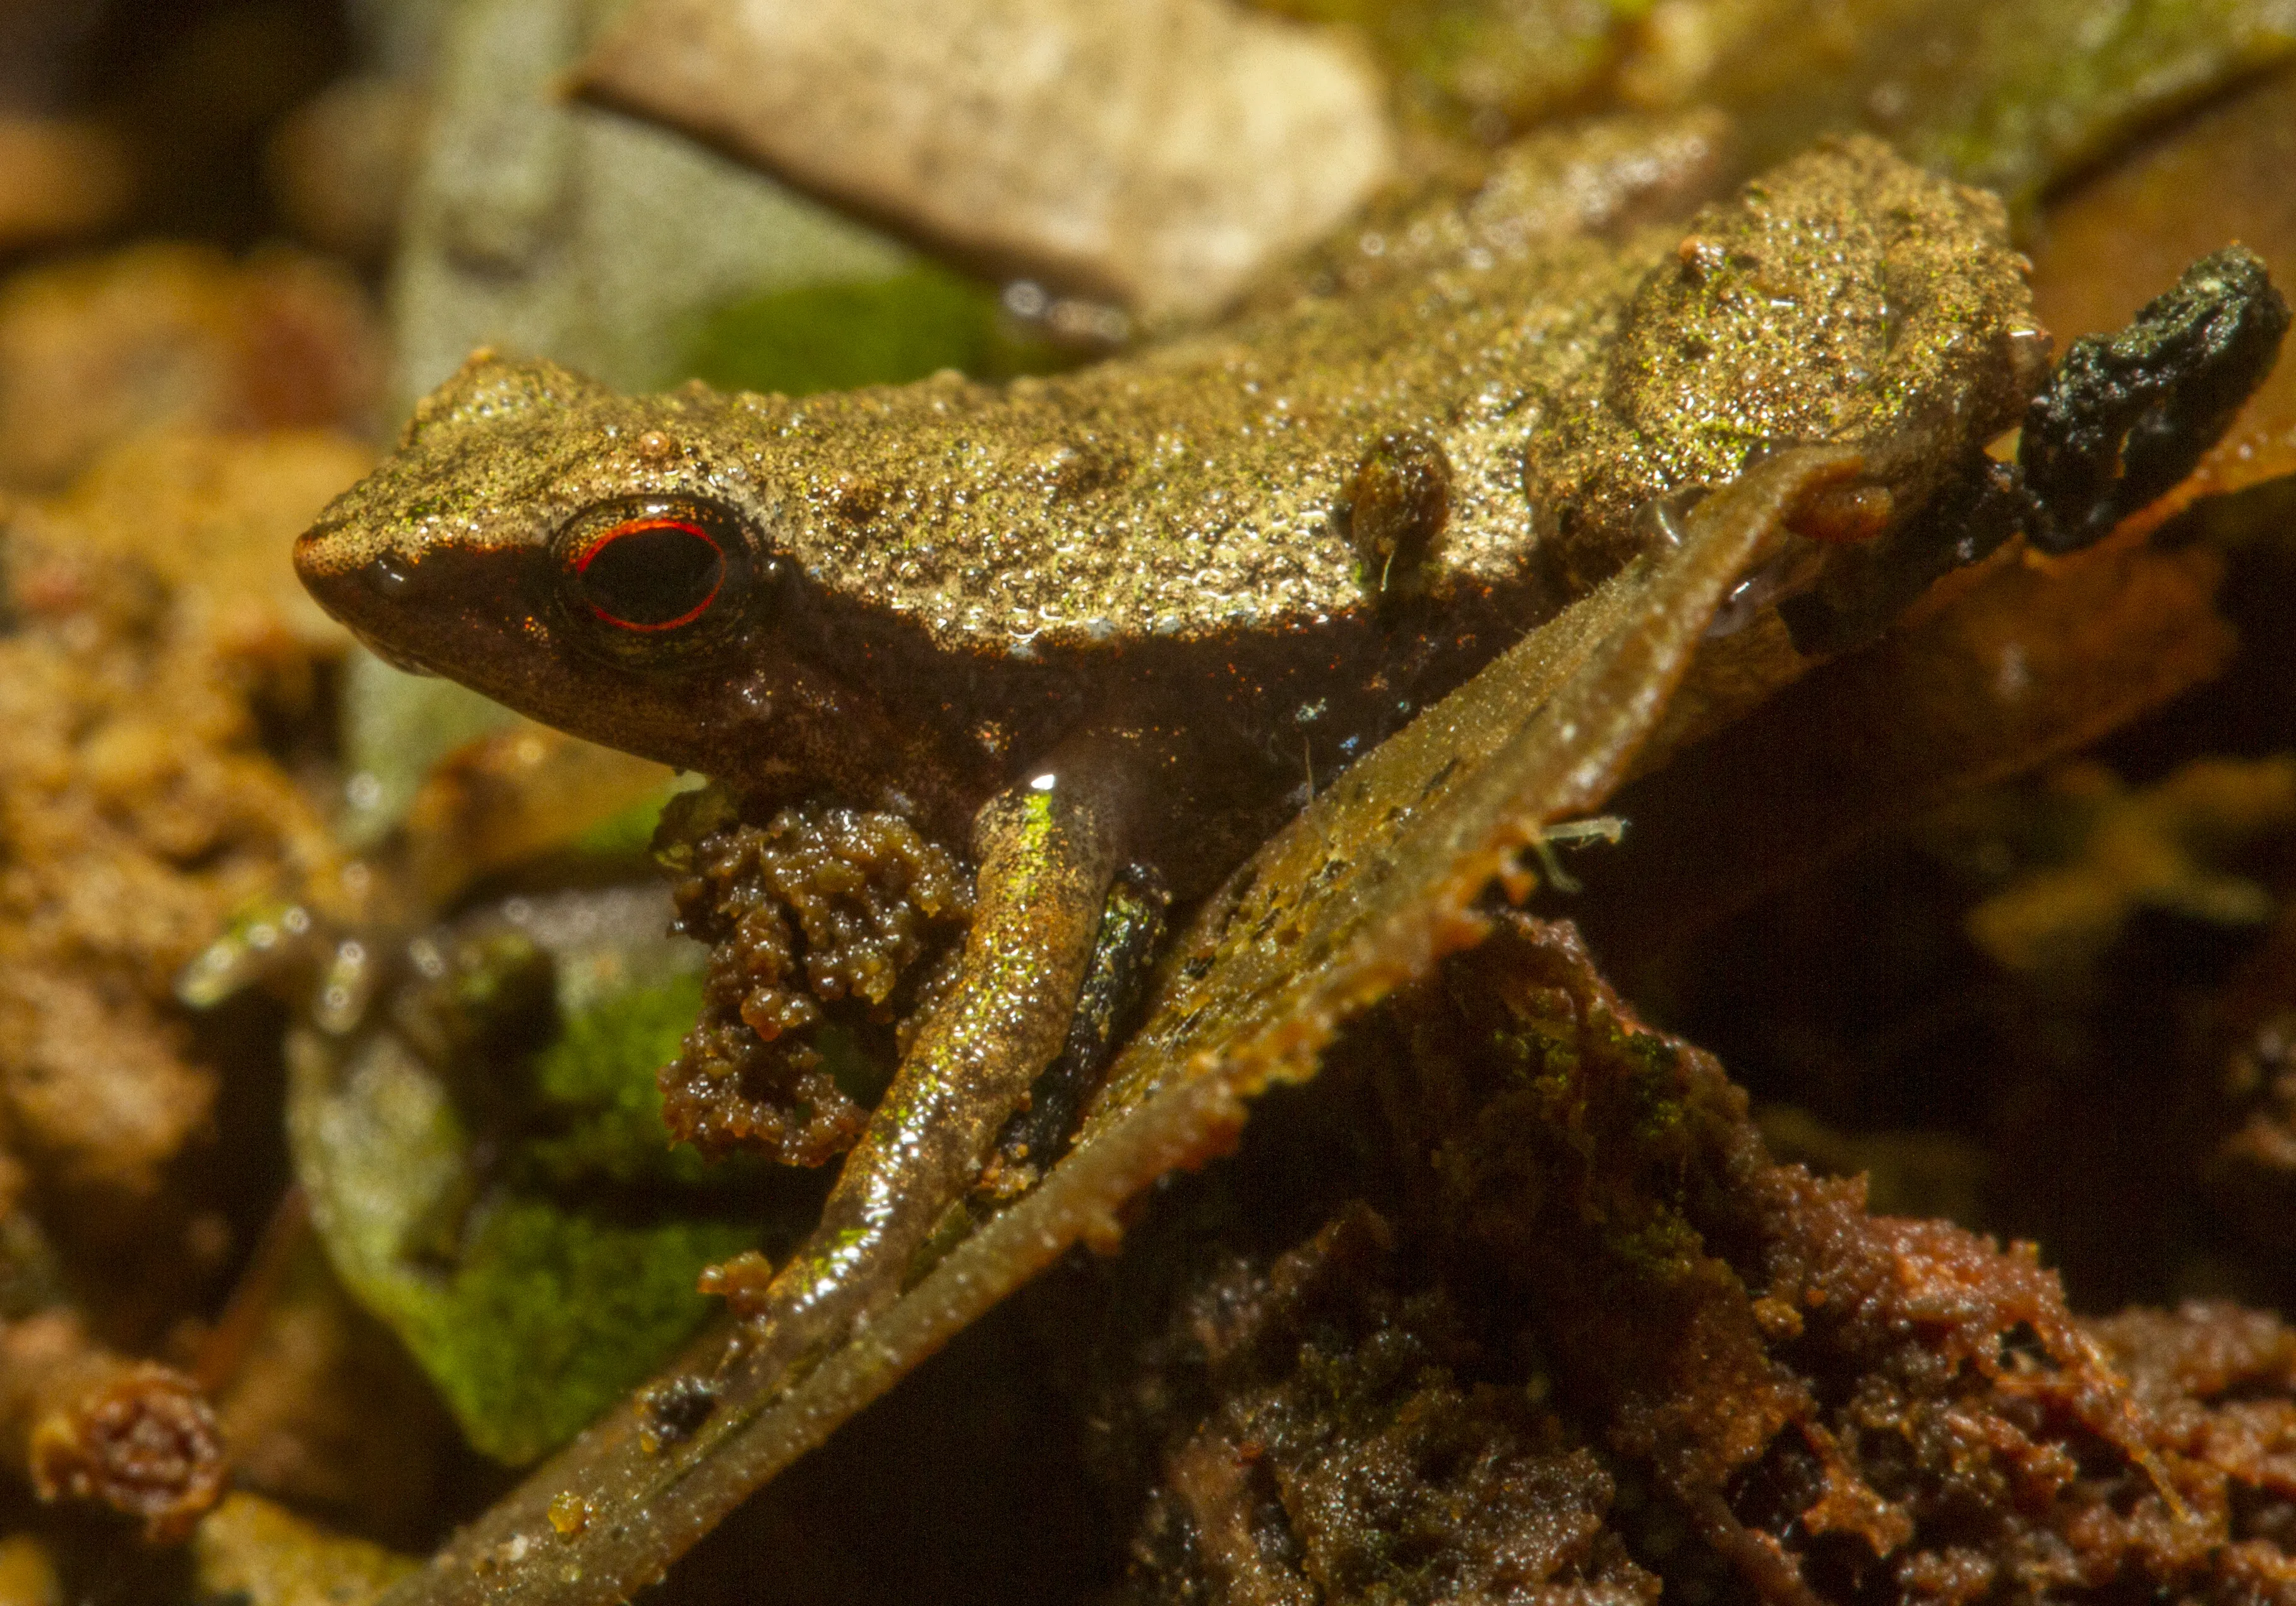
[702,751,1130,1360]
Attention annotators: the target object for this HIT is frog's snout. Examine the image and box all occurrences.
[293,521,439,671]
[292,508,558,702]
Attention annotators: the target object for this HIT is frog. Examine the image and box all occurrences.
[292,130,2273,1390]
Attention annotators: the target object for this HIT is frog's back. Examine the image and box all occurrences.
[718,133,2033,662]
[306,133,2034,687]
[731,228,1626,657]
[296,134,2036,893]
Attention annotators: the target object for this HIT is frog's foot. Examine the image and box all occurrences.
[701,757,1130,1366]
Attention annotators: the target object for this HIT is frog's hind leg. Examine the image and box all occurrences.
[705,758,1128,1368]
[990,865,1169,1187]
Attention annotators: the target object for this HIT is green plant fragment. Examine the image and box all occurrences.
[290,891,770,1466]
[520,972,751,1190]
[1687,0,2296,219]
[681,266,1068,398]
[404,1196,751,1466]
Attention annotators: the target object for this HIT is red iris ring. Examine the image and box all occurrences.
[571,517,726,631]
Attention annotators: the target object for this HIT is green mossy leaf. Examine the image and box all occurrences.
[681,266,1066,397]
[1910,0,2296,215]
[292,894,782,1466]
[405,1196,750,1466]
[1692,0,2296,222]
[522,972,745,1190]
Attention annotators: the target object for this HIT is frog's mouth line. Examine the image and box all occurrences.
[347,627,438,677]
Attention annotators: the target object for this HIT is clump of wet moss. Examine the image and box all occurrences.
[1079,915,2296,1603]
[654,788,974,1165]
[1098,1200,1654,1605]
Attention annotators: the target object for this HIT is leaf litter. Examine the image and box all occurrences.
[350,91,2296,1598]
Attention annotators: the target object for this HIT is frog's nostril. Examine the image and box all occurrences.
[365,550,423,598]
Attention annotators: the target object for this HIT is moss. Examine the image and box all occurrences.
[681,266,1066,399]
[407,1194,750,1466]
[520,972,735,1191]
[292,907,782,1466]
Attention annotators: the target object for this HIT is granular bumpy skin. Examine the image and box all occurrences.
[654,791,973,1166]
[1525,135,2043,597]
[2018,244,2291,552]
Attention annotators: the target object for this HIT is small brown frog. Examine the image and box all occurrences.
[296,135,2055,1372]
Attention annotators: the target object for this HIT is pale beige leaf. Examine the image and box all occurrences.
[575,0,1399,317]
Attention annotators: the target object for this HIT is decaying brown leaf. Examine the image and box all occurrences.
[1577,533,2239,956]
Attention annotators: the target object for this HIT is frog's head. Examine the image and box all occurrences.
[294,350,847,789]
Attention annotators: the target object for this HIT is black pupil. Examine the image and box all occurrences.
[578,521,724,628]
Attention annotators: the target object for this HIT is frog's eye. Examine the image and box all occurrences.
[574,516,725,629]
[556,497,755,652]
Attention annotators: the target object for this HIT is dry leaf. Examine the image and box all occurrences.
[573,0,1397,318]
